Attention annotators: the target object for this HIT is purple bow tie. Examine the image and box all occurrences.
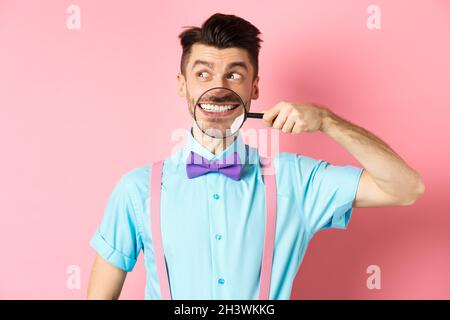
[186,151,242,181]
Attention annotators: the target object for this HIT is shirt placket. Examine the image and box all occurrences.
[206,170,227,299]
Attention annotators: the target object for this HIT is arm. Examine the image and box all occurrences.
[320,109,425,207]
[87,254,127,300]
[262,102,425,207]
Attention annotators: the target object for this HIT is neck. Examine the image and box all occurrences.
[191,125,238,156]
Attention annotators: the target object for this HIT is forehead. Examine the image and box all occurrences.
[187,43,252,71]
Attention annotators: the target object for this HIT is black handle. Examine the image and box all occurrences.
[246,112,264,119]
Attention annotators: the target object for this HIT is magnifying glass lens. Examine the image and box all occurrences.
[193,87,246,139]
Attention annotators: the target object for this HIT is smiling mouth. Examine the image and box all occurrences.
[197,102,240,113]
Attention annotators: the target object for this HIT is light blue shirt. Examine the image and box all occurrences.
[90,128,363,299]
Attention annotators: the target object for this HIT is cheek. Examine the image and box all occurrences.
[234,89,252,104]
[235,82,254,98]
[189,97,196,108]
[185,91,195,108]
[188,86,212,104]
[186,89,200,106]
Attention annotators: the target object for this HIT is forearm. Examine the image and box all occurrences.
[320,108,425,202]
[87,254,127,300]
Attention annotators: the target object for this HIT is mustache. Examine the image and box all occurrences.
[198,94,241,104]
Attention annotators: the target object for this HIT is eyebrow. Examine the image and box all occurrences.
[191,60,248,72]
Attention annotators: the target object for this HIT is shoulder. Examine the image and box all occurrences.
[273,151,361,178]
[118,164,151,197]
[118,155,176,197]
[272,151,325,175]
[274,151,323,165]
[267,152,337,192]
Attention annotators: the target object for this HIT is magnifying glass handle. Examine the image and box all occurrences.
[247,112,264,119]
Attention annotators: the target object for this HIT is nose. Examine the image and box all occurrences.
[210,75,230,90]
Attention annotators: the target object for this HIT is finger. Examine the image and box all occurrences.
[281,114,296,133]
[272,107,290,129]
[262,104,282,126]
[292,120,306,134]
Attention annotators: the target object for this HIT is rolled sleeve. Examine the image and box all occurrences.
[90,230,138,271]
[326,165,364,230]
[90,175,142,272]
[294,154,364,235]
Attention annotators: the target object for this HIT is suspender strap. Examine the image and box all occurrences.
[259,158,277,300]
[150,157,277,300]
[150,160,172,299]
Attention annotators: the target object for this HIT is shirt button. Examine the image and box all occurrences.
[215,234,222,240]
[213,193,220,200]
[218,278,225,285]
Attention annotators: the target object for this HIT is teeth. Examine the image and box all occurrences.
[199,104,237,112]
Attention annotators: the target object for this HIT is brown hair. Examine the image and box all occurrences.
[178,13,262,80]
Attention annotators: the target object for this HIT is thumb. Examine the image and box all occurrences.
[260,110,273,126]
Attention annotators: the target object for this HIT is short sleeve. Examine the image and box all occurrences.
[293,154,363,236]
[90,175,143,272]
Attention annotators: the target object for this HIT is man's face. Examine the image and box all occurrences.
[177,43,259,119]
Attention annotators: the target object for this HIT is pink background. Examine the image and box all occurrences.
[1,0,449,299]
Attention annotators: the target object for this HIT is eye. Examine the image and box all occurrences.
[197,71,210,79]
[228,72,242,80]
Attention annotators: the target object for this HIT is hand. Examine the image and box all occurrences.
[262,101,330,134]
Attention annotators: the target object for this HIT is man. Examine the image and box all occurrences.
[87,13,424,300]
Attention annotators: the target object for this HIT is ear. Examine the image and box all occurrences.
[251,75,259,100]
[177,73,186,98]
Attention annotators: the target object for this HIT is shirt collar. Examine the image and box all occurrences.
[179,127,247,165]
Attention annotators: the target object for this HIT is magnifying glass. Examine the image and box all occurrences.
[193,87,263,139]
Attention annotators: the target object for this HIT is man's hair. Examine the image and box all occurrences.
[178,13,262,80]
